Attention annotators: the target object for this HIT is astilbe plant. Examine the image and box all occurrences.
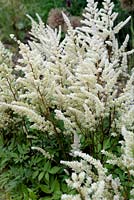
[61,123,134,199]
[0,0,134,199]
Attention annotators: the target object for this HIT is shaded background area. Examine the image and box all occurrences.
[0,0,133,67]
[0,0,133,46]
[0,0,85,44]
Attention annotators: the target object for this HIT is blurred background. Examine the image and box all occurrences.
[0,0,133,63]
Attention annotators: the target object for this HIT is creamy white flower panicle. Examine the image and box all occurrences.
[52,0,134,137]
[0,42,21,128]
[0,0,133,137]
[2,0,132,141]
[0,42,18,103]
[31,146,53,159]
[121,126,134,165]
[0,102,52,132]
[61,194,81,200]
[27,13,62,62]
[122,105,134,131]
[61,151,122,200]
[71,132,81,153]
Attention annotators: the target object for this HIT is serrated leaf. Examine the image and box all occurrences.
[45,172,49,183]
[49,166,60,174]
[61,183,68,193]
[40,185,52,194]
[32,170,39,179]
[38,171,45,181]
[44,161,51,172]
[103,138,111,150]
[51,178,60,192]
[17,144,23,154]
[27,188,37,199]
[52,191,62,199]
[39,197,52,200]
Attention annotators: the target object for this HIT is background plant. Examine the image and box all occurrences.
[0,0,64,45]
[0,0,133,50]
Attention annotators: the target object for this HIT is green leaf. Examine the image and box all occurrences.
[32,170,39,179]
[39,197,52,200]
[17,144,24,154]
[97,143,102,152]
[51,178,60,192]
[40,185,52,194]
[61,183,68,193]
[52,191,62,199]
[38,171,45,181]
[45,172,49,184]
[27,188,37,199]
[56,120,64,131]
[44,161,51,172]
[103,138,111,150]
[49,166,61,174]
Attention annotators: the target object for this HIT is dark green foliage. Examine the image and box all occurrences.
[65,0,86,15]
[0,116,72,199]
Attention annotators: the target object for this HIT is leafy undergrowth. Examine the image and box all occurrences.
[0,117,73,200]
